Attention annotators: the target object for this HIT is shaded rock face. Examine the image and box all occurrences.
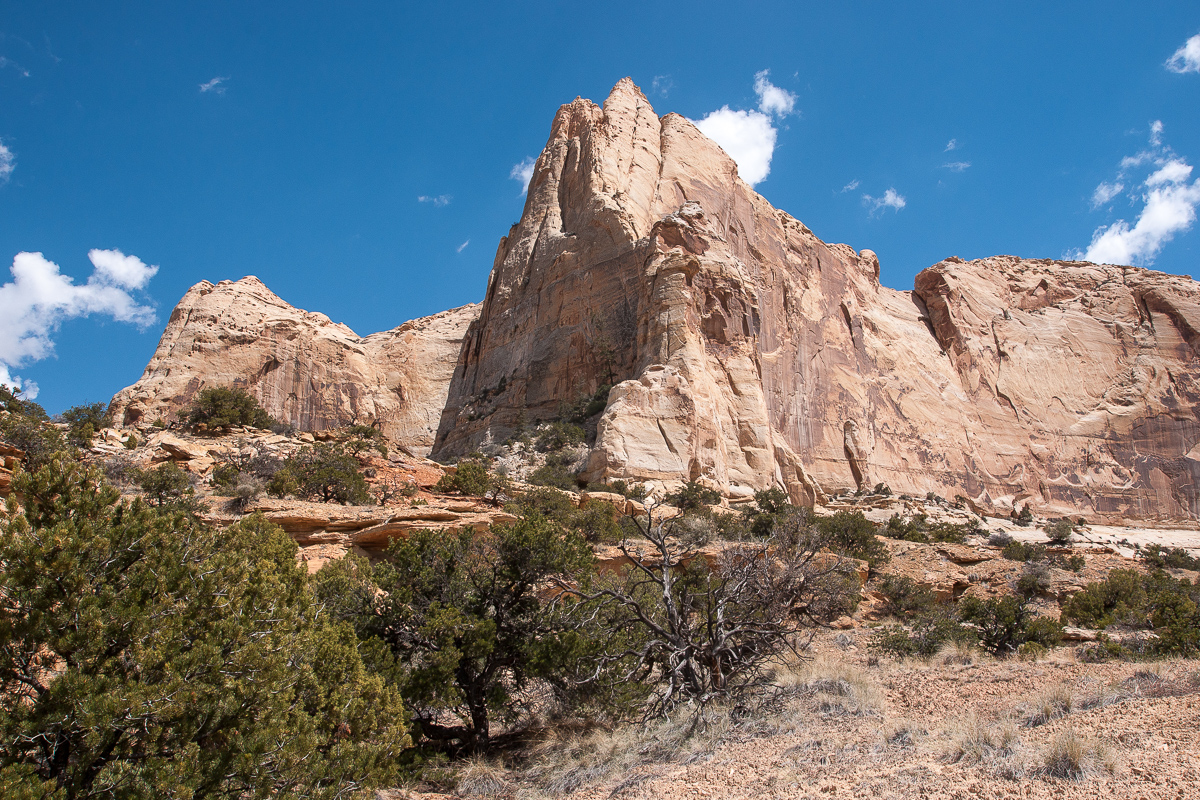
[431,78,1200,523]
[109,277,478,457]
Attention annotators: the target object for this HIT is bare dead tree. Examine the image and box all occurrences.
[562,501,861,717]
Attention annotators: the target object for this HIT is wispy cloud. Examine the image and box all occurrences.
[1090,181,1124,208]
[1165,33,1200,74]
[456,240,470,253]
[0,56,30,77]
[942,161,971,172]
[651,75,674,97]
[0,249,159,398]
[418,194,452,207]
[840,179,860,193]
[199,76,228,94]
[1077,121,1200,266]
[510,157,536,194]
[0,141,13,183]
[692,70,798,186]
[944,138,958,151]
[862,188,906,215]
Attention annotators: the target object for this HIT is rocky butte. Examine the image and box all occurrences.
[114,78,1200,523]
[108,277,478,458]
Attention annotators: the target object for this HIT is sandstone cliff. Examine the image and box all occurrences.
[430,78,1200,523]
[109,277,478,457]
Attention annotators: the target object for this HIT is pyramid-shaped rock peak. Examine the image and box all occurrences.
[432,78,1200,522]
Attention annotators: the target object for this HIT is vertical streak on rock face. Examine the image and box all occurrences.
[433,78,1200,523]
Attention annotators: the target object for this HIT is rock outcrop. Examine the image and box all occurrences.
[109,277,478,457]
[430,78,1200,523]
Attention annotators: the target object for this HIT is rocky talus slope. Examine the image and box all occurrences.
[113,78,1200,523]
[109,277,478,457]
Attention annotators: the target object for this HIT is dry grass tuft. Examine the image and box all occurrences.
[777,653,882,716]
[1022,683,1074,727]
[1039,729,1114,780]
[935,640,979,666]
[945,713,1020,764]
[454,756,511,798]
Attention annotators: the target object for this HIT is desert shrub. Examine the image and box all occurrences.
[883,513,976,545]
[1142,543,1200,571]
[741,487,791,538]
[1060,568,1148,629]
[179,386,276,432]
[58,401,110,447]
[1016,561,1052,598]
[663,479,721,512]
[151,417,166,429]
[0,385,48,420]
[876,574,939,618]
[225,479,263,513]
[101,455,140,487]
[1046,552,1086,572]
[345,424,388,457]
[0,410,70,473]
[535,420,585,452]
[988,530,1014,547]
[957,595,1063,656]
[137,461,195,508]
[712,510,751,540]
[527,452,578,491]
[813,510,890,570]
[1063,569,1200,655]
[269,443,370,504]
[1002,540,1047,562]
[0,460,408,797]
[122,433,138,449]
[370,515,594,752]
[567,503,862,717]
[435,458,494,496]
[1045,518,1075,545]
[1014,504,1034,527]
[510,485,577,520]
[573,500,623,544]
[564,384,612,422]
[869,613,973,659]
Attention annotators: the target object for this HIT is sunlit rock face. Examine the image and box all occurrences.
[432,78,1200,523]
[110,277,478,457]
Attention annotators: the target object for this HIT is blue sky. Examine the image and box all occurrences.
[1,1,1199,413]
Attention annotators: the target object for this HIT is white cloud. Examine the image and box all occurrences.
[199,76,228,94]
[841,179,860,193]
[1165,33,1200,74]
[0,250,158,395]
[691,70,799,186]
[418,194,452,207]
[753,70,797,117]
[863,188,906,215]
[1080,123,1200,266]
[945,139,958,151]
[510,156,536,194]
[942,161,971,172]
[693,107,777,185]
[456,240,470,253]
[0,141,13,183]
[1147,159,1192,187]
[651,75,674,97]
[1091,181,1124,208]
